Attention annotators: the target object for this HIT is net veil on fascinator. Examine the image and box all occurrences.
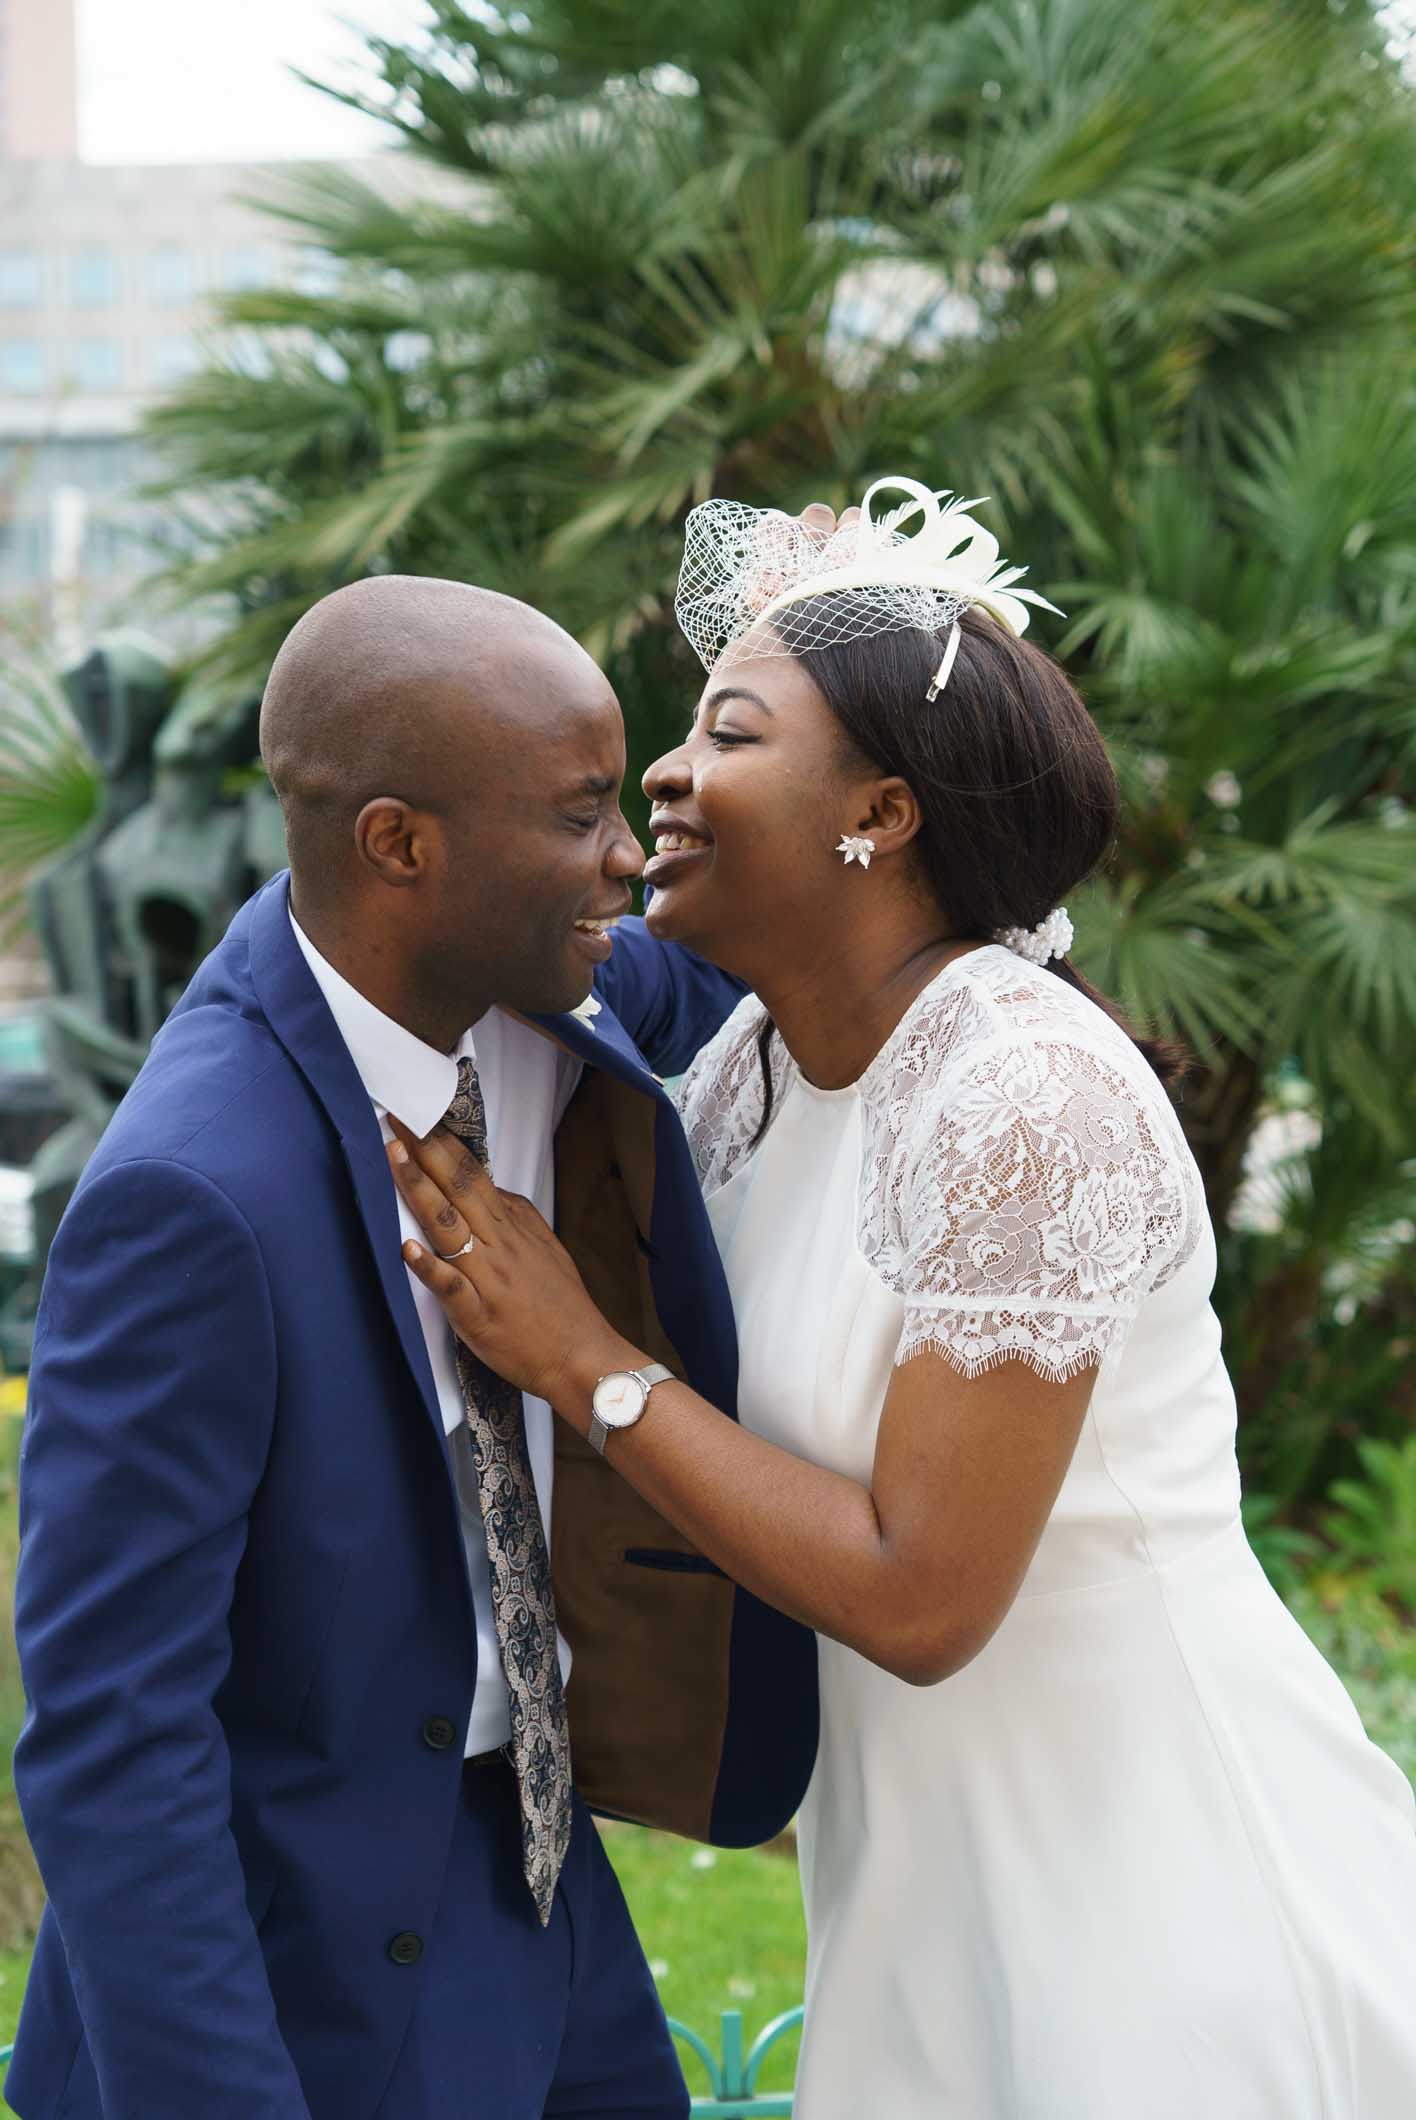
[674,474,1062,677]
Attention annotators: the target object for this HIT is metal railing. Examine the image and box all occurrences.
[670,2006,802,2116]
[0,2013,803,2113]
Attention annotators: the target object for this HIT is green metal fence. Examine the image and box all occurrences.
[669,2006,801,2115]
[0,2013,802,2113]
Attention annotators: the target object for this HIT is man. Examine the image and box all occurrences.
[8,575,817,2120]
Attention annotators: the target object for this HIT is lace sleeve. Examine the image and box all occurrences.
[894,1034,1191,1382]
[671,994,788,1197]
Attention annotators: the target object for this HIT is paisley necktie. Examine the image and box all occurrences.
[442,1055,572,1926]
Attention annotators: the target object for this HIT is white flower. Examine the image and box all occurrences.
[570,992,602,1026]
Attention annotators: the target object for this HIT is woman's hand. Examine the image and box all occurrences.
[799,501,861,541]
[386,1119,635,1413]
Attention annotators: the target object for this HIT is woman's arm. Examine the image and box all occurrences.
[389,1126,1094,1685]
[559,1329,1092,1685]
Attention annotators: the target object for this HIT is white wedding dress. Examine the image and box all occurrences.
[674,945,1416,2120]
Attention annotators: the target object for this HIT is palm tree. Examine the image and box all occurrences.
[142,0,1416,1489]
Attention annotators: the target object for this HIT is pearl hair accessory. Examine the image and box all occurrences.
[837,835,876,868]
[994,906,1074,965]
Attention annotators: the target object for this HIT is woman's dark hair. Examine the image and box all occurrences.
[751,599,1184,1139]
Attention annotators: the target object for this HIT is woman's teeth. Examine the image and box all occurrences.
[653,831,708,854]
[573,916,623,937]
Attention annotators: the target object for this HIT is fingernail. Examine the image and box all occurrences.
[404,1240,422,1263]
[390,1141,409,1165]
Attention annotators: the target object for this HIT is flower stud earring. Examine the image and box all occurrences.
[837,834,876,869]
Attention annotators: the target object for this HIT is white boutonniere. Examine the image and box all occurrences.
[570,992,602,1027]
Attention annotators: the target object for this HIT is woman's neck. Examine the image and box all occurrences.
[753,923,985,1091]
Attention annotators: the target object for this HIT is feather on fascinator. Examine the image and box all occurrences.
[675,475,1062,675]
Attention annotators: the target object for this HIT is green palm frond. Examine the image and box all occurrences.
[1071,873,1272,1057]
[0,657,100,934]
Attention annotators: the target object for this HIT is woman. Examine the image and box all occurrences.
[389,481,1416,2118]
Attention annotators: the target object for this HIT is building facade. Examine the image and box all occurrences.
[0,155,425,654]
[0,0,454,654]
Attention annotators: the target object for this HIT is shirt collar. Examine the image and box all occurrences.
[289,908,475,1139]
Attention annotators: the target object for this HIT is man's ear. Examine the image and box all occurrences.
[355,797,435,888]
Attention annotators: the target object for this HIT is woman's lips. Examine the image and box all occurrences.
[644,830,712,886]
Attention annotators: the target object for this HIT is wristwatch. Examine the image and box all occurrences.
[589,1362,674,1455]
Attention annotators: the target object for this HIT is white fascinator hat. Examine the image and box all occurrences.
[675,473,1061,688]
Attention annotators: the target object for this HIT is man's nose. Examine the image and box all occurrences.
[606,814,645,879]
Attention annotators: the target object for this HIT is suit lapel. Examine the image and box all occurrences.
[244,877,447,1449]
[525,1001,669,1099]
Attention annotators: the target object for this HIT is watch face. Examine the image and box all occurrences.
[592,1372,646,1428]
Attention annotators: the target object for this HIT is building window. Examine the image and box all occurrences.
[221,245,275,293]
[0,339,44,391]
[71,249,118,308]
[151,336,199,386]
[67,340,122,392]
[150,247,195,306]
[0,251,41,308]
[0,519,50,582]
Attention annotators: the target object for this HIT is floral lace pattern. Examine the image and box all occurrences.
[674,992,796,1197]
[674,948,1204,1383]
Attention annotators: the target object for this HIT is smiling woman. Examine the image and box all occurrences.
[388,481,1416,2120]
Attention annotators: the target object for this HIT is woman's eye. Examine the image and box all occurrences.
[708,730,754,748]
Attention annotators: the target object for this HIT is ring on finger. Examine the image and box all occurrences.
[434,1234,476,1261]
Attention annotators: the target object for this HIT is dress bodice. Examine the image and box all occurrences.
[675,946,1242,1592]
[676,944,1205,1383]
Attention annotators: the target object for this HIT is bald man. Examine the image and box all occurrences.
[10,577,818,2120]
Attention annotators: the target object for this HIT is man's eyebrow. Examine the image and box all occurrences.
[556,772,619,802]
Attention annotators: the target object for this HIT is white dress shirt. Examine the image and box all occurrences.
[290,911,582,1754]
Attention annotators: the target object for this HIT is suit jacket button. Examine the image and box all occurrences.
[389,1932,424,1966]
[422,1716,457,1751]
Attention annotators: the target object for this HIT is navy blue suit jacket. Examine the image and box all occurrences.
[8,874,817,2120]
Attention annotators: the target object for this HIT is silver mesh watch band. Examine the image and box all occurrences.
[588,1362,674,1456]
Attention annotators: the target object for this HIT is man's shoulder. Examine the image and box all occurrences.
[83,999,324,1211]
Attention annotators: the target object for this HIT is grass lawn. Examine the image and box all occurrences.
[0,1946,28,2051]
[603,1826,805,2098]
